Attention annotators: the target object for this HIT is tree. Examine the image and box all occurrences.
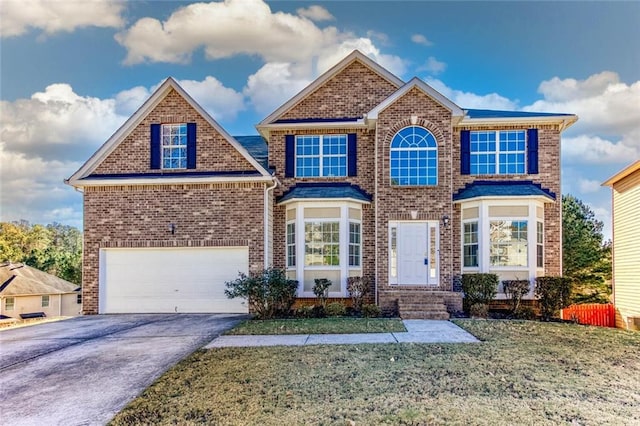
[562,195,611,303]
[0,221,83,285]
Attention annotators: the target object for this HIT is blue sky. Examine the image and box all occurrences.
[1,0,639,239]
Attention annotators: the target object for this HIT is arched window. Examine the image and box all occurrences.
[390,126,438,186]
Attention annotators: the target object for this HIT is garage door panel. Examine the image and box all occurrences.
[100,247,249,314]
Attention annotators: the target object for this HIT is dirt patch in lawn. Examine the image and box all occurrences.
[225,317,407,335]
[110,320,640,425]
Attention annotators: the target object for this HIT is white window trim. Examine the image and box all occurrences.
[161,123,187,170]
[5,297,15,311]
[460,199,545,298]
[470,130,526,175]
[287,201,363,297]
[295,134,348,178]
[42,295,50,308]
[390,126,438,186]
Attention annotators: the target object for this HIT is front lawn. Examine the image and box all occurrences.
[110,320,640,425]
[225,317,407,335]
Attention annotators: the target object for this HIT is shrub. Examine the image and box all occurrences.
[535,276,573,321]
[347,276,370,313]
[461,273,499,315]
[362,304,381,318]
[313,278,332,307]
[469,303,489,318]
[295,305,314,318]
[502,279,531,314]
[224,268,298,319]
[325,302,347,317]
[513,306,536,320]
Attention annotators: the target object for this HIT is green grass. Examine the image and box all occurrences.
[225,317,407,335]
[110,320,640,425]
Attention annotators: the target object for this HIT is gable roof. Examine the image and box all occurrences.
[0,263,79,297]
[460,108,578,130]
[66,78,272,188]
[258,50,404,128]
[277,183,372,205]
[234,135,269,169]
[602,160,640,187]
[367,77,464,121]
[453,180,556,202]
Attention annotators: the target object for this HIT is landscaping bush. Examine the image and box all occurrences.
[313,278,332,307]
[224,268,298,319]
[325,302,347,317]
[535,276,573,321]
[362,304,381,318]
[347,276,370,313]
[513,306,537,320]
[502,279,531,314]
[469,303,489,318]
[461,273,499,317]
[295,305,314,319]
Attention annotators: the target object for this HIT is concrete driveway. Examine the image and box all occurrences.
[0,314,245,426]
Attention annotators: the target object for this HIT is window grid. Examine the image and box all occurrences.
[295,135,347,177]
[537,221,544,268]
[5,297,14,311]
[390,126,438,186]
[42,295,50,308]
[161,124,187,169]
[286,222,296,268]
[463,221,479,267]
[490,220,528,267]
[470,130,525,175]
[304,222,340,266]
[349,222,361,267]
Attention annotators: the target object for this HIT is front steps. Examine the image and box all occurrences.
[398,294,450,320]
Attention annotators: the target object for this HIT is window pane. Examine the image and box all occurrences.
[305,221,339,266]
[463,221,479,267]
[390,126,437,186]
[489,220,528,266]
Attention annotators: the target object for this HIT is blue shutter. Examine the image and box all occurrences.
[150,124,161,169]
[187,123,197,169]
[527,128,539,174]
[460,130,471,175]
[285,135,295,177]
[347,133,357,176]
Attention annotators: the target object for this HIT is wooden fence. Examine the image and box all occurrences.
[561,303,615,327]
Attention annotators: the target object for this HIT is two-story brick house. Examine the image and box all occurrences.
[67,50,576,317]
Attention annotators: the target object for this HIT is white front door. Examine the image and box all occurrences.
[391,222,439,285]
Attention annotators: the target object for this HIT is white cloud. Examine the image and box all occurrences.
[0,0,125,38]
[418,56,447,75]
[578,178,604,194]
[562,135,638,165]
[115,0,339,65]
[297,5,334,22]
[411,34,433,46]
[177,77,245,122]
[244,63,311,116]
[114,86,151,116]
[524,72,640,138]
[0,146,83,228]
[425,78,518,110]
[315,38,406,77]
[0,84,126,162]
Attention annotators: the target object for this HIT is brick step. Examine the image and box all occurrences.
[398,296,445,304]
[400,310,450,320]
[398,303,449,312]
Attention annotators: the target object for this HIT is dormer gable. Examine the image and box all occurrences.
[66,78,271,188]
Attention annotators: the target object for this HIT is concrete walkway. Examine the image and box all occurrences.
[206,319,479,348]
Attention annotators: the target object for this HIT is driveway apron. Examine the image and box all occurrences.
[0,314,244,426]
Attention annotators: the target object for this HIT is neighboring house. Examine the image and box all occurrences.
[66,51,577,318]
[603,160,640,330]
[0,262,82,318]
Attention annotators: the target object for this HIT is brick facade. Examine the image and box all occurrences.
[73,52,570,316]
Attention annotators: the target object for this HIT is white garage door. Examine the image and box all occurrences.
[99,247,249,314]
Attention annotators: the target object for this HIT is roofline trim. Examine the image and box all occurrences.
[69,175,274,187]
[453,194,556,204]
[457,114,578,130]
[602,160,640,186]
[277,196,371,206]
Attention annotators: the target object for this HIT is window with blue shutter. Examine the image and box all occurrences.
[150,124,161,169]
[461,130,471,175]
[527,128,539,174]
[186,123,197,169]
[285,135,295,177]
[348,133,357,177]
